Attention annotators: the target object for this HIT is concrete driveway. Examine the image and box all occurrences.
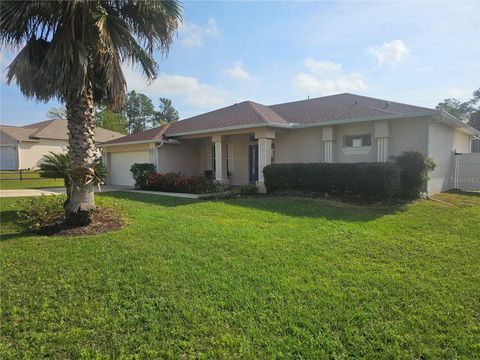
[0,185,133,198]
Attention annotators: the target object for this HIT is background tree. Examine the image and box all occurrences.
[153,97,180,126]
[436,88,480,130]
[96,107,128,134]
[46,106,67,120]
[1,0,181,224]
[125,90,155,133]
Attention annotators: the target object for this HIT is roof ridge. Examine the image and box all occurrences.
[246,101,271,123]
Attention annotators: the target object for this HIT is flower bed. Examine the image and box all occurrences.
[146,172,218,194]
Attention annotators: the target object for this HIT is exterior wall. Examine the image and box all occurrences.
[275,127,324,163]
[427,123,455,194]
[427,125,472,194]
[452,130,471,153]
[335,122,376,163]
[389,117,428,157]
[18,139,68,169]
[158,141,199,175]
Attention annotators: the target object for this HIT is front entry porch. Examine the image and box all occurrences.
[156,128,277,193]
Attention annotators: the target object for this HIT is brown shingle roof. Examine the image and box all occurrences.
[268,93,433,125]
[165,101,288,136]
[101,93,438,144]
[1,119,124,143]
[0,125,38,142]
[101,124,170,145]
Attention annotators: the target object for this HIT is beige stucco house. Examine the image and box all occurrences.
[101,93,479,194]
[0,119,124,170]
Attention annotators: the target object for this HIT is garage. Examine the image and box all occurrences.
[109,150,149,186]
[0,146,17,170]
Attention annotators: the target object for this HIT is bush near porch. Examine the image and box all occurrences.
[264,152,435,200]
[146,172,218,194]
[264,162,400,199]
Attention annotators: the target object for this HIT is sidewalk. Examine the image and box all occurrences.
[0,186,199,199]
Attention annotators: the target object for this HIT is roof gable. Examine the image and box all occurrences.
[2,119,124,142]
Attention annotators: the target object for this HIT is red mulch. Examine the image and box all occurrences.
[39,208,126,237]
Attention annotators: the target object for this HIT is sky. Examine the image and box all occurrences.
[1,0,479,126]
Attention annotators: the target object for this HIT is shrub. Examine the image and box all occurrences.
[238,183,258,196]
[17,195,66,231]
[395,151,436,199]
[146,172,218,194]
[130,163,156,189]
[39,152,107,188]
[263,162,400,199]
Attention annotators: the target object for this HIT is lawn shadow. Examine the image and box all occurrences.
[104,191,409,222]
[99,191,200,207]
[0,209,29,241]
[216,196,409,222]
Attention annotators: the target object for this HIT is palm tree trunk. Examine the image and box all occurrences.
[64,83,99,225]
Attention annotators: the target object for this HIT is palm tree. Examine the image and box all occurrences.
[1,0,182,225]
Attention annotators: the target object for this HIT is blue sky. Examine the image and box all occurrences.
[1,0,479,126]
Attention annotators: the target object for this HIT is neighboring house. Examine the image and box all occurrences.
[0,119,124,170]
[101,93,479,194]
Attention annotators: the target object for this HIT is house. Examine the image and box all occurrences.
[101,93,479,194]
[0,119,124,170]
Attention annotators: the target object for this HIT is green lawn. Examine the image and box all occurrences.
[1,192,479,358]
[0,171,64,189]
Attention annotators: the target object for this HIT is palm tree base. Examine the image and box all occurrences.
[64,183,96,226]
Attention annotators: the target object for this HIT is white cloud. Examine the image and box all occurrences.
[304,58,342,74]
[180,17,220,47]
[447,88,472,100]
[369,39,410,67]
[123,66,226,108]
[223,61,251,81]
[292,58,368,95]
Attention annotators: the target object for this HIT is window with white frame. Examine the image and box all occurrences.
[343,134,371,148]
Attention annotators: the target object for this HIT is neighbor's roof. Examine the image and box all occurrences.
[0,125,36,142]
[102,93,478,146]
[1,119,124,143]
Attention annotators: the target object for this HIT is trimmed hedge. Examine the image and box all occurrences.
[263,162,401,199]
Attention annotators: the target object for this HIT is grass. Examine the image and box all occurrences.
[1,192,479,358]
[0,171,64,189]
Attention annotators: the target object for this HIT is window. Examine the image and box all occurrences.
[343,134,371,148]
[271,143,276,164]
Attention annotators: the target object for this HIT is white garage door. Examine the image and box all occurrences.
[110,151,149,186]
[0,146,16,170]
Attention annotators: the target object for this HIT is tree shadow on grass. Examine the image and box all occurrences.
[0,210,29,241]
[103,191,409,222]
[216,196,409,222]
[101,191,199,207]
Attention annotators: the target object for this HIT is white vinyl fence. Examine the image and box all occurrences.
[452,153,480,191]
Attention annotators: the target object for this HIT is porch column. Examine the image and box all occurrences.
[374,121,390,162]
[255,128,276,193]
[212,135,228,183]
[322,126,335,163]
